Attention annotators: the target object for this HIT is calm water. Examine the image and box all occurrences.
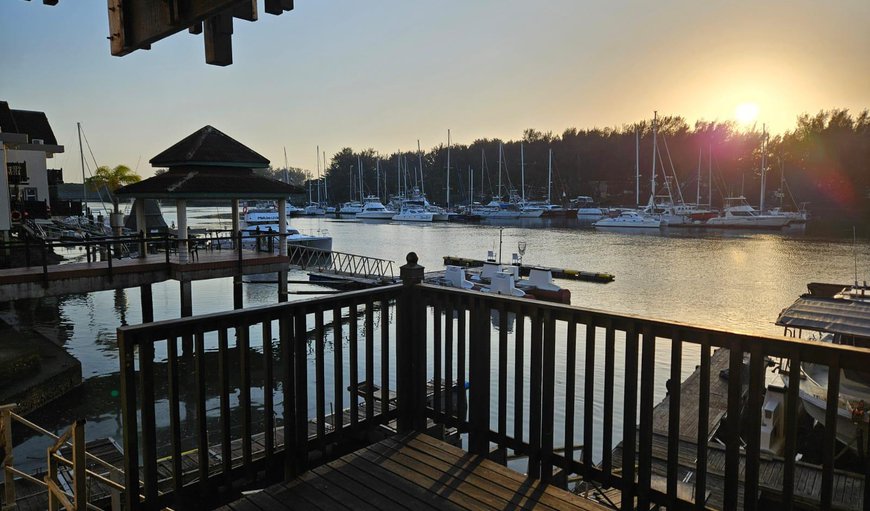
[8,205,870,471]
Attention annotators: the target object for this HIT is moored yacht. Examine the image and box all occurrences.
[592,210,662,229]
[705,196,790,228]
[356,196,395,220]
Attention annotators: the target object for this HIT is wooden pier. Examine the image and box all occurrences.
[442,255,615,283]
[617,347,867,510]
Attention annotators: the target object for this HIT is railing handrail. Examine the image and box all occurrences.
[117,283,402,343]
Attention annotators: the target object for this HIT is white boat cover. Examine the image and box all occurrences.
[776,296,870,339]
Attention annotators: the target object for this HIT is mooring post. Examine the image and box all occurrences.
[72,419,87,510]
[180,280,194,355]
[1,404,16,507]
[138,230,146,259]
[397,252,425,432]
[140,284,153,323]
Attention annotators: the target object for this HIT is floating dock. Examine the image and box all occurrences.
[442,256,614,283]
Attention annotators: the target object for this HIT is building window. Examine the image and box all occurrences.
[7,161,29,185]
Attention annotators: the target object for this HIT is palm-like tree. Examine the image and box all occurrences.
[86,164,141,194]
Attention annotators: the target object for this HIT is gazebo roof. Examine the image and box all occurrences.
[116,126,303,199]
[150,125,270,168]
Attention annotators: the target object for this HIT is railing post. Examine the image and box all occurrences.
[72,419,87,510]
[1,404,16,508]
[164,236,170,265]
[41,239,48,286]
[138,230,146,259]
[237,230,244,271]
[106,241,113,279]
[397,252,425,432]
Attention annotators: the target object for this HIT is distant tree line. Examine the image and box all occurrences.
[311,109,868,223]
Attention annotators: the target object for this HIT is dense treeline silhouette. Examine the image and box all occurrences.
[306,109,869,222]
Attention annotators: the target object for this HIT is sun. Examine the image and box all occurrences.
[735,102,759,126]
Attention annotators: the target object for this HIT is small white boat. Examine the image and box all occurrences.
[356,197,395,220]
[339,201,364,215]
[593,210,662,229]
[392,206,434,222]
[224,223,333,252]
[705,197,790,228]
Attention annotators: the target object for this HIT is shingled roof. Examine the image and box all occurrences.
[0,101,59,145]
[150,125,270,168]
[115,165,302,199]
[116,126,302,199]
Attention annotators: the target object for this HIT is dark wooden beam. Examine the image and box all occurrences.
[107,0,244,57]
[233,0,258,21]
[204,12,233,66]
[264,0,293,16]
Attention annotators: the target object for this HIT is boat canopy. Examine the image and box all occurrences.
[776,296,870,339]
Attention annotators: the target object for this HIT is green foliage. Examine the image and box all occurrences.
[319,109,869,219]
[256,166,308,186]
[86,165,142,193]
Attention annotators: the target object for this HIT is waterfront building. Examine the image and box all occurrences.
[0,101,64,241]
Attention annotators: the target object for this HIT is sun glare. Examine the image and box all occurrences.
[735,102,759,125]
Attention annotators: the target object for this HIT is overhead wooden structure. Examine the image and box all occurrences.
[30,0,295,66]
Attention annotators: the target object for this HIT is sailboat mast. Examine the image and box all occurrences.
[316,145,321,205]
[696,147,702,205]
[78,122,86,214]
[651,111,658,200]
[446,129,451,210]
[470,165,474,207]
[376,158,381,202]
[520,142,525,204]
[323,151,328,203]
[498,143,503,199]
[759,124,767,212]
[708,144,712,207]
[547,148,553,204]
[283,147,289,184]
[418,140,424,196]
[635,127,640,208]
[358,156,364,201]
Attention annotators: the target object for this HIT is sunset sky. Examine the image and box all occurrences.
[2,0,868,179]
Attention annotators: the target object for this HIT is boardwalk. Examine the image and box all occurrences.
[0,249,289,300]
[219,432,609,511]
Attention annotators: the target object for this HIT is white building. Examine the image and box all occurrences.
[0,101,64,240]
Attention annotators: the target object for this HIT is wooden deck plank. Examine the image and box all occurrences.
[221,433,609,511]
[407,433,591,511]
[371,439,563,511]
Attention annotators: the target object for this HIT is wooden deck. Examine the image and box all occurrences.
[219,432,609,511]
[0,249,289,300]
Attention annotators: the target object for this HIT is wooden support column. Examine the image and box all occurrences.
[135,199,147,258]
[232,199,243,309]
[204,12,233,66]
[397,252,425,432]
[176,199,188,263]
[278,198,288,302]
[180,280,193,355]
[140,284,154,323]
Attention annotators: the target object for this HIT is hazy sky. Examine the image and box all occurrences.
[2,0,868,179]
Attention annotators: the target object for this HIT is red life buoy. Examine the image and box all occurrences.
[10,210,22,222]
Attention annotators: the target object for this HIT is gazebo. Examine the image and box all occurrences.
[116,125,301,262]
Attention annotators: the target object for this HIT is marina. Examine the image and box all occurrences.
[3,2,869,507]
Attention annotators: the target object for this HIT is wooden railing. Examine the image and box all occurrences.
[116,253,870,510]
[117,284,403,510]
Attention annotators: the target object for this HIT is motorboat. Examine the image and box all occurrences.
[392,206,434,222]
[301,203,326,216]
[356,197,395,220]
[705,197,790,228]
[339,201,364,215]
[776,282,870,453]
[573,196,606,222]
[238,211,332,251]
[593,210,662,229]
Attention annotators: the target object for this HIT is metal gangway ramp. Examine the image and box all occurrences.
[286,244,397,287]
